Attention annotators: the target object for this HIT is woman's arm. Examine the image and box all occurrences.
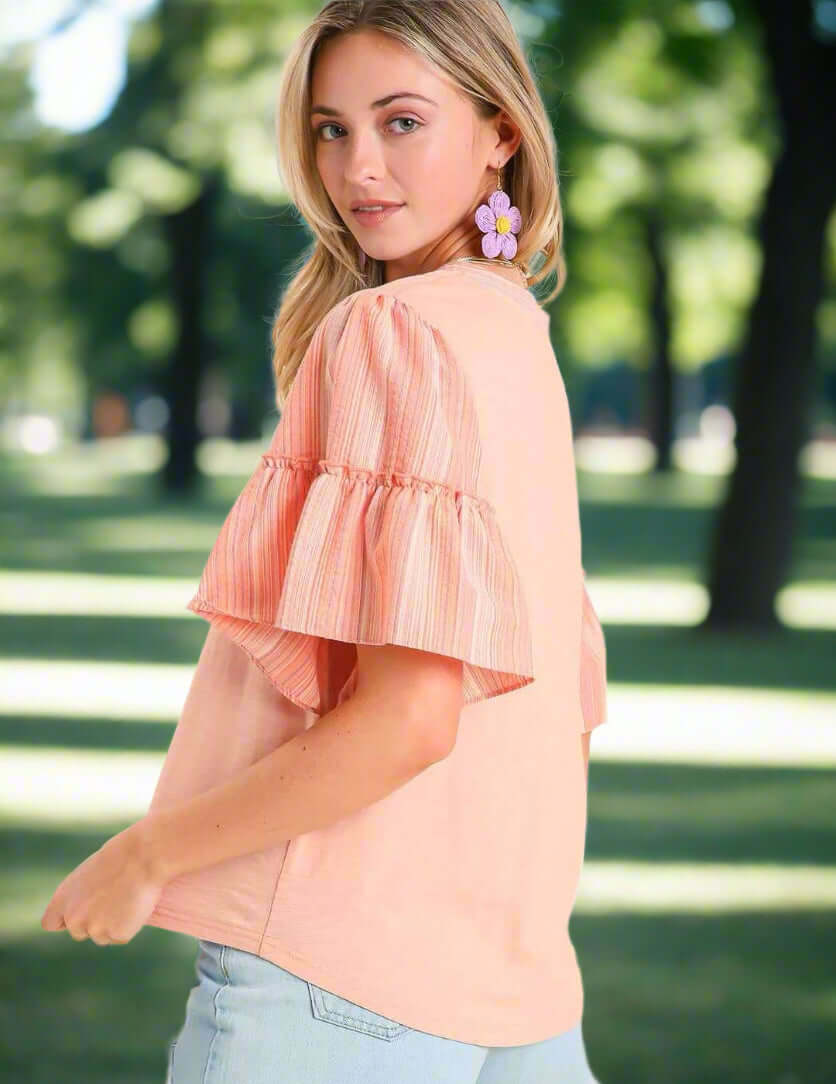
[581,729,591,784]
[138,646,461,884]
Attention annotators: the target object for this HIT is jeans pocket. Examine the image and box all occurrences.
[306,981,410,1041]
[197,940,230,984]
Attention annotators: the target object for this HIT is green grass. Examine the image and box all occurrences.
[2,442,835,1083]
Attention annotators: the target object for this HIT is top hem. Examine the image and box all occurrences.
[145,903,584,1048]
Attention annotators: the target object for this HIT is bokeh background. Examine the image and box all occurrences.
[2,1,835,1081]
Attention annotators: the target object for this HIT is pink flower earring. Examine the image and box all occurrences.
[474,166,522,259]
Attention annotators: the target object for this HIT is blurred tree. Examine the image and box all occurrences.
[0,47,81,420]
[704,0,836,627]
[5,0,311,495]
[540,0,769,467]
[537,0,834,625]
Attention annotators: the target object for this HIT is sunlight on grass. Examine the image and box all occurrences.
[673,436,735,474]
[800,437,836,479]
[0,746,164,824]
[585,576,836,630]
[9,432,268,495]
[775,582,836,629]
[0,660,193,718]
[575,434,656,473]
[586,577,709,623]
[574,862,836,912]
[197,436,273,475]
[0,571,196,615]
[11,435,168,495]
[71,519,215,550]
[591,685,836,767]
[15,469,125,498]
[2,570,834,629]
[573,433,836,479]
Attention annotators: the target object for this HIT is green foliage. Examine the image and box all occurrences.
[2,0,834,421]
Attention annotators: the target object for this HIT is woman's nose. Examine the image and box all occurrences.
[342,133,387,185]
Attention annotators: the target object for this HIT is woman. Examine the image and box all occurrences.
[41,2,608,1080]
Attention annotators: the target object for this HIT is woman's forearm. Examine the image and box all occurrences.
[137,690,436,883]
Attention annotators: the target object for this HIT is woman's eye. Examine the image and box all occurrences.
[316,123,344,141]
[315,117,420,141]
[387,116,420,134]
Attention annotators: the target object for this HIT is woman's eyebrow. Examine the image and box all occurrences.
[310,92,438,117]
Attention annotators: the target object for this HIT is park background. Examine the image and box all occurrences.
[1,1,835,1081]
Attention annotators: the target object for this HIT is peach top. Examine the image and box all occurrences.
[144,261,608,1047]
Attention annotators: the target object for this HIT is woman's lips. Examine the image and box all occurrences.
[352,204,404,226]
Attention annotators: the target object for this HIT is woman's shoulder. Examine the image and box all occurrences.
[327,262,546,340]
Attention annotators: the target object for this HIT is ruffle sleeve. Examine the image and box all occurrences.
[579,569,608,732]
[186,289,536,717]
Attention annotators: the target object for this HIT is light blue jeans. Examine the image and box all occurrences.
[165,939,601,1083]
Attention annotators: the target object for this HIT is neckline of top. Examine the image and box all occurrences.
[376,260,547,318]
[434,260,547,316]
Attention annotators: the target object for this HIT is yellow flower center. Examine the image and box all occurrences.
[495,214,511,235]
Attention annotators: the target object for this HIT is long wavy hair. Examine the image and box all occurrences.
[271,0,565,410]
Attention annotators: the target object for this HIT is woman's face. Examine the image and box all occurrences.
[309,29,518,281]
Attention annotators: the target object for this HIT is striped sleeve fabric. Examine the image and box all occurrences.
[579,569,608,732]
[186,289,535,717]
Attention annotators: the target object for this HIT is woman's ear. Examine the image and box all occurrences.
[494,110,523,164]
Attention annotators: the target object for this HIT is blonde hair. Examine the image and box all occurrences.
[271,0,566,410]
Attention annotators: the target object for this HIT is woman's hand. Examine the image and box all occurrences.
[40,823,165,946]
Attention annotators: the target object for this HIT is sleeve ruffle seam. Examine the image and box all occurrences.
[260,453,494,514]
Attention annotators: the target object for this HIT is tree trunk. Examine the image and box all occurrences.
[159,174,220,496]
[645,203,674,471]
[703,0,836,628]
